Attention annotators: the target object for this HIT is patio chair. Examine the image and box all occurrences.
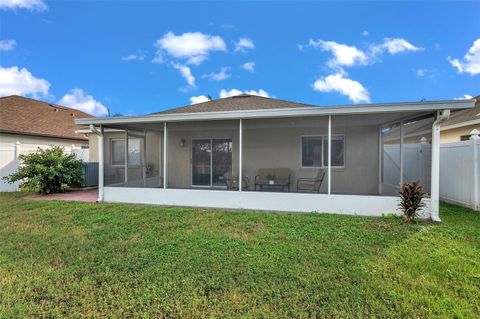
[297,169,325,193]
[254,168,291,192]
[224,171,249,190]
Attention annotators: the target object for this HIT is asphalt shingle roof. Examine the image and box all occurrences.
[0,95,93,141]
[151,94,318,115]
[444,96,480,127]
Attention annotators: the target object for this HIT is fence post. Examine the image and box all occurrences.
[470,129,479,211]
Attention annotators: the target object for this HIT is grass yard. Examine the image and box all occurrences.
[0,193,479,318]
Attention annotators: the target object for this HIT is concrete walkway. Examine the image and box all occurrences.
[27,189,98,202]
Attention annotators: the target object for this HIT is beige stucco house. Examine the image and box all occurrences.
[76,94,475,220]
[441,96,480,143]
[0,95,92,191]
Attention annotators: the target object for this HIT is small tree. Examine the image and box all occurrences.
[398,180,427,224]
[3,146,84,194]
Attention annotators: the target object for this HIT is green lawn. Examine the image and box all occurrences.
[0,193,479,318]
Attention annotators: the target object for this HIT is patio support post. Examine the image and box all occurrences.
[98,125,104,202]
[328,115,331,195]
[431,110,450,222]
[124,130,128,184]
[163,122,168,189]
[399,121,404,185]
[239,119,243,192]
[378,125,383,195]
[143,130,147,188]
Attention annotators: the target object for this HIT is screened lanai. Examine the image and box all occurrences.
[77,95,475,219]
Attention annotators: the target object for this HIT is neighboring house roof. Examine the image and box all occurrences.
[442,96,480,130]
[152,94,317,115]
[383,116,434,143]
[0,95,93,141]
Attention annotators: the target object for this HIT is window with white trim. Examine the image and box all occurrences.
[111,139,125,165]
[110,137,142,166]
[127,138,141,166]
[301,135,345,168]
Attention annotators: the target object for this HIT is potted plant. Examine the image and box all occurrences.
[267,173,276,185]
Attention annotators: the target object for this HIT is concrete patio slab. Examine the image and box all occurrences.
[27,189,98,202]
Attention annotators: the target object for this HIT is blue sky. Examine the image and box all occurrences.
[0,0,479,116]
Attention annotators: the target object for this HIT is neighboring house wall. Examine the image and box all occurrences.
[441,124,480,143]
[0,133,89,191]
[0,133,88,148]
[88,134,99,162]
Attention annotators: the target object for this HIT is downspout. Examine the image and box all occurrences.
[430,110,450,222]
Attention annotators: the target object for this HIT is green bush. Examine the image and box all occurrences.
[3,146,84,194]
[398,180,426,224]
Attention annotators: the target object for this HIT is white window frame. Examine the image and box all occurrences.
[300,134,345,169]
[110,138,125,167]
[110,137,143,167]
[127,137,142,167]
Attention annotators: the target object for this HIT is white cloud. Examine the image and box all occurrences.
[304,39,369,68]
[0,39,16,51]
[122,53,145,61]
[454,94,473,100]
[302,37,421,102]
[416,69,426,77]
[190,95,211,104]
[0,0,47,10]
[220,88,270,98]
[235,38,254,52]
[58,89,109,116]
[241,62,255,73]
[202,66,231,81]
[302,38,422,68]
[448,39,480,76]
[372,38,422,55]
[0,66,50,98]
[361,30,369,36]
[154,31,226,65]
[172,63,195,87]
[415,68,435,79]
[219,88,242,98]
[313,73,370,103]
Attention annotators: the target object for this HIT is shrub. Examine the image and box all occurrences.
[3,146,84,194]
[398,180,427,224]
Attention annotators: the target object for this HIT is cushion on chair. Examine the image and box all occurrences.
[274,168,291,181]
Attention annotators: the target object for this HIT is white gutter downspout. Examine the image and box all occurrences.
[89,125,104,202]
[430,110,450,222]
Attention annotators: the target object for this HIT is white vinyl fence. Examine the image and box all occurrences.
[439,130,480,210]
[381,130,479,212]
[0,142,89,192]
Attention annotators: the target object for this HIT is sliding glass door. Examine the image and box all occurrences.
[192,138,232,187]
[192,139,211,186]
[212,139,233,186]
